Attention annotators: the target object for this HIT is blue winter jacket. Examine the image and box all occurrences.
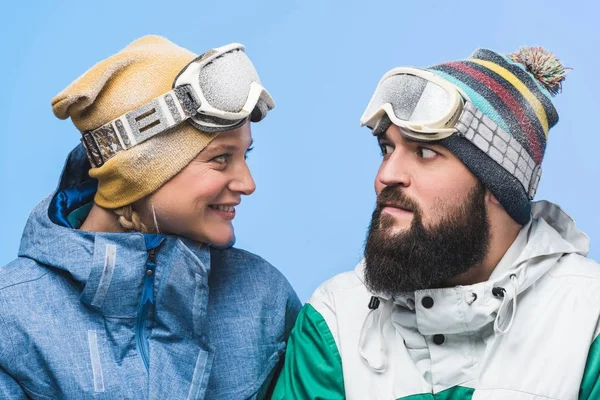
[0,145,301,399]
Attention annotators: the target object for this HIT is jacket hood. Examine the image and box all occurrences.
[17,144,211,318]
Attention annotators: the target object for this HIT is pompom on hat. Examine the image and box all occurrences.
[52,35,272,209]
[507,46,569,96]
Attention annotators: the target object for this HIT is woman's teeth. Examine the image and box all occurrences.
[212,205,234,212]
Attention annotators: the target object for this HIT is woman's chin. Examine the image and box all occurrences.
[202,228,235,248]
[175,221,234,247]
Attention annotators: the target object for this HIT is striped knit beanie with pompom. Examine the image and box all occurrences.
[427,47,569,224]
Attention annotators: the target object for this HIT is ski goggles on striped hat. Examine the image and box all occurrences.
[360,67,542,200]
[360,67,466,141]
[81,43,274,168]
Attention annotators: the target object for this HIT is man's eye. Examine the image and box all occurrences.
[380,143,394,156]
[417,147,437,159]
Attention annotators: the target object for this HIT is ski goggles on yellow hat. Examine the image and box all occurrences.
[360,67,542,200]
[81,43,274,168]
[360,67,467,141]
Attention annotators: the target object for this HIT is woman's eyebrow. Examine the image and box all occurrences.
[204,140,254,153]
[203,143,240,153]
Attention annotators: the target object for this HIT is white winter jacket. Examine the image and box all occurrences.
[273,201,600,400]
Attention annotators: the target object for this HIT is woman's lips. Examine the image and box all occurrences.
[208,204,237,220]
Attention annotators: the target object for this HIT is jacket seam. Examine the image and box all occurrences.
[247,345,285,398]
[20,384,56,400]
[547,271,600,280]
[0,271,51,291]
[475,387,558,399]
[0,315,17,366]
[309,304,342,361]
[0,307,17,368]
[213,343,284,398]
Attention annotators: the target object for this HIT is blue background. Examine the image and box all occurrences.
[1,0,598,301]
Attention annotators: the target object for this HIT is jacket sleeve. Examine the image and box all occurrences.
[257,289,302,400]
[0,367,27,400]
[0,314,27,399]
[579,330,600,399]
[284,289,303,342]
[270,303,345,400]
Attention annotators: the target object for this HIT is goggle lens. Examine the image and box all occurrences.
[198,48,262,113]
[365,73,454,128]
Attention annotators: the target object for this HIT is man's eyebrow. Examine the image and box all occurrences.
[406,137,446,151]
[376,131,446,150]
[376,132,390,142]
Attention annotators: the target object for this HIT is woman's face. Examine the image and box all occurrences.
[137,121,256,246]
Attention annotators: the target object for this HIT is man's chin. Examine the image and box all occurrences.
[379,219,413,235]
[379,214,413,232]
[378,227,409,240]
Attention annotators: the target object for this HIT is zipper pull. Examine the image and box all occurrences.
[140,248,157,305]
[148,248,157,265]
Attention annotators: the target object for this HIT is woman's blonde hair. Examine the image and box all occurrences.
[114,205,152,233]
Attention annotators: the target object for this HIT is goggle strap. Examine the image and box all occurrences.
[81,86,196,168]
[457,102,541,200]
[173,85,201,118]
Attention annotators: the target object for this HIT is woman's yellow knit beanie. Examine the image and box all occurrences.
[52,35,218,209]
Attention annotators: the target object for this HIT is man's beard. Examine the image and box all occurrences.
[363,182,490,296]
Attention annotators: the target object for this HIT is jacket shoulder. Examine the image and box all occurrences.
[208,246,301,315]
[206,247,301,364]
[210,247,292,289]
[307,267,370,325]
[0,257,49,291]
[303,266,371,352]
[550,253,600,280]
[309,267,367,304]
[546,253,600,300]
[0,258,50,365]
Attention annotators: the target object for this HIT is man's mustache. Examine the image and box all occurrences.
[376,186,420,213]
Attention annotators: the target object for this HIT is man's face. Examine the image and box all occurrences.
[363,125,491,295]
[373,125,483,231]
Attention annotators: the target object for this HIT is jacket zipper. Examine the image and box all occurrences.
[136,247,157,373]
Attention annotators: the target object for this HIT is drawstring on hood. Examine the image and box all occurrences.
[493,274,520,335]
[359,296,394,373]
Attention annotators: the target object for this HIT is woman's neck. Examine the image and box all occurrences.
[79,203,125,233]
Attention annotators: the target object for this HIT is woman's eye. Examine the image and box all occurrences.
[417,147,437,159]
[211,154,230,164]
[380,143,394,156]
[244,146,254,160]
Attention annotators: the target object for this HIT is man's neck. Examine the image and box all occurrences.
[444,217,523,287]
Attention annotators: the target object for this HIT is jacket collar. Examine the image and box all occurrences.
[19,193,213,318]
[355,200,589,334]
[17,144,214,318]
